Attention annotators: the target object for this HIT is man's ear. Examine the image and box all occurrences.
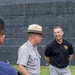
[3,34,5,39]
[0,34,5,44]
[62,31,64,35]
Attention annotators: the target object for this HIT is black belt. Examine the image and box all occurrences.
[56,66,66,69]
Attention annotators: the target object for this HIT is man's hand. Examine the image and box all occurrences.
[45,56,50,64]
[18,64,30,75]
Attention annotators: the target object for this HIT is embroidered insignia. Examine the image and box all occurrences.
[64,45,68,50]
[32,54,35,56]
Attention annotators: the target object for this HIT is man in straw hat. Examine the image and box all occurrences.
[17,24,44,75]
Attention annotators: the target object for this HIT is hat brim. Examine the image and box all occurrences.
[24,30,45,34]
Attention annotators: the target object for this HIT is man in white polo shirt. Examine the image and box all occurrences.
[17,24,44,75]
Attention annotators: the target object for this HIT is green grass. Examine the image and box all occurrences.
[70,66,75,75]
[13,65,75,75]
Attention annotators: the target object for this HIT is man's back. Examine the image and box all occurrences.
[0,61,18,75]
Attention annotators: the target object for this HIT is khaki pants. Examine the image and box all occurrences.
[49,64,71,75]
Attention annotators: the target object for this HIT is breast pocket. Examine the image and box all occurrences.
[30,55,38,66]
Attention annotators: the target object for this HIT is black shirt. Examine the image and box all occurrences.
[45,39,73,68]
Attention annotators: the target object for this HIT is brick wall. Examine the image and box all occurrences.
[0,1,75,65]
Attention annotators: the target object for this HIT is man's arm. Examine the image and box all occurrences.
[18,64,30,75]
[45,56,50,64]
[68,54,73,63]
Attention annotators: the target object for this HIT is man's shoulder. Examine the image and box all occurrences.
[46,40,55,48]
[63,39,72,45]
[18,41,29,51]
[20,41,29,48]
[0,61,18,75]
[49,40,55,45]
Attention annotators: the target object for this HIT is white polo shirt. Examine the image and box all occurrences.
[17,40,41,75]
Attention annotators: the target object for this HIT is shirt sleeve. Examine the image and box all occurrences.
[68,44,73,55]
[45,44,51,57]
[17,46,29,66]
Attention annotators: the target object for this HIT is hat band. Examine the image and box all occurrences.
[27,30,43,34]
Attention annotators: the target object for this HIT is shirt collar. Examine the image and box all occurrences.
[54,39,64,45]
[27,40,37,50]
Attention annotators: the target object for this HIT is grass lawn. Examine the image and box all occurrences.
[13,65,75,75]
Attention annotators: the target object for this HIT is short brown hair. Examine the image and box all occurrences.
[54,26,61,29]
[0,18,5,35]
[54,26,63,31]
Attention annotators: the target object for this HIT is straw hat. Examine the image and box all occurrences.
[25,24,44,34]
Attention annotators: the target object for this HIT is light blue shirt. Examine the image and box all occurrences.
[17,40,41,75]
